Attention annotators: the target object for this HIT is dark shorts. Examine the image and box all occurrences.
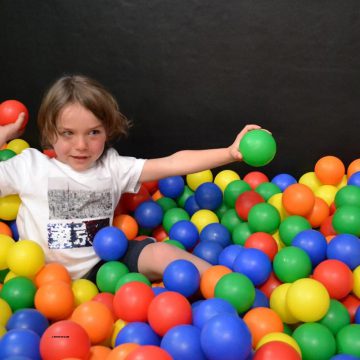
[83,237,155,282]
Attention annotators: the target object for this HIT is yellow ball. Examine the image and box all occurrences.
[111,318,127,347]
[72,278,99,306]
[214,170,240,192]
[270,283,298,324]
[191,209,219,232]
[353,265,360,298]
[286,278,330,322]
[272,231,285,250]
[337,175,348,189]
[0,234,15,270]
[0,195,21,221]
[6,138,30,154]
[0,298,12,326]
[315,185,338,206]
[4,270,18,283]
[0,324,6,338]
[256,332,301,355]
[299,171,322,192]
[268,193,287,221]
[7,240,45,277]
[186,170,213,191]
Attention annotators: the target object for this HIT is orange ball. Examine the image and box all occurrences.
[282,183,315,216]
[89,345,111,360]
[347,158,360,178]
[113,214,138,240]
[107,343,139,360]
[35,280,75,321]
[35,262,72,287]
[243,307,284,347]
[315,155,345,185]
[71,300,114,345]
[0,221,12,237]
[305,196,330,228]
[200,265,232,299]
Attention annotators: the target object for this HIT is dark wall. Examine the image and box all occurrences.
[1,0,360,179]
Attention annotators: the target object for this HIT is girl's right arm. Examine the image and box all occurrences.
[0,113,26,147]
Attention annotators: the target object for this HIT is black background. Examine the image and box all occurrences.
[1,1,359,179]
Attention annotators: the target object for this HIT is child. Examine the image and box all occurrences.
[0,74,262,281]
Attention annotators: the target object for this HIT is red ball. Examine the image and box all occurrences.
[258,272,282,298]
[126,345,172,360]
[147,291,192,336]
[92,292,116,321]
[120,185,151,212]
[341,294,360,322]
[244,232,278,261]
[39,320,91,360]
[313,259,353,300]
[235,190,265,221]
[319,215,337,236]
[243,171,269,190]
[113,281,155,322]
[0,100,29,128]
[254,341,301,360]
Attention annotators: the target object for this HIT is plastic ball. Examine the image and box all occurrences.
[342,294,360,323]
[299,171,322,192]
[168,220,199,250]
[115,321,161,346]
[184,195,201,216]
[126,345,172,360]
[194,182,223,210]
[319,299,351,335]
[335,185,360,208]
[34,262,71,288]
[239,129,277,167]
[107,343,139,360]
[348,170,360,187]
[0,148,16,161]
[255,182,281,201]
[0,297,12,326]
[253,341,301,360]
[163,207,190,232]
[191,209,219,232]
[113,214,139,240]
[315,156,345,185]
[0,234,15,270]
[292,322,336,360]
[354,265,360,298]
[269,283,298,324]
[218,244,244,269]
[94,261,128,294]
[278,215,312,246]
[119,184,151,213]
[327,233,360,269]
[0,194,21,220]
[271,173,297,191]
[39,320,91,360]
[34,280,75,321]
[72,278,99,306]
[158,176,185,198]
[186,170,214,191]
[332,205,360,236]
[267,193,287,221]
[286,278,330,322]
[244,232,278,261]
[177,185,194,208]
[252,288,270,308]
[235,190,264,221]
[336,324,360,358]
[89,345,111,359]
[282,183,315,216]
[0,99,29,127]
[193,241,223,265]
[200,223,231,248]
[6,138,30,154]
[134,201,164,229]
[214,170,240,192]
[315,184,338,206]
[348,159,360,178]
[313,259,353,299]
[220,209,243,233]
[243,171,269,189]
[93,226,128,261]
[0,328,40,359]
[163,259,200,297]
[147,291,192,336]
[256,332,301,354]
[214,272,255,313]
[248,203,281,234]
[200,313,252,360]
[161,324,206,360]
[156,196,177,212]
[223,180,251,208]
[305,196,330,228]
[0,276,36,311]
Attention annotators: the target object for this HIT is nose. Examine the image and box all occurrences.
[74,135,88,150]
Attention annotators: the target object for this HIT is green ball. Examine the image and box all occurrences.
[0,276,36,311]
[279,215,312,246]
[220,209,243,233]
[292,323,336,360]
[156,197,178,213]
[223,180,251,208]
[96,261,129,294]
[332,205,360,236]
[336,324,360,357]
[114,272,151,292]
[232,222,252,245]
[176,186,194,208]
[335,185,360,208]
[164,239,186,250]
[273,246,312,282]
[319,299,350,335]
[239,129,277,167]
[214,272,255,313]
[0,149,17,161]
[162,207,190,233]
[255,182,281,201]
[215,202,230,219]
[247,203,281,234]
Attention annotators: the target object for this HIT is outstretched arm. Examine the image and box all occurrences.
[139,124,262,183]
[0,113,26,147]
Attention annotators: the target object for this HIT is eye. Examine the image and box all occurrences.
[89,129,103,136]
[60,130,73,137]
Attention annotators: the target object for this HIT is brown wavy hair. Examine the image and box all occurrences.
[37,74,131,149]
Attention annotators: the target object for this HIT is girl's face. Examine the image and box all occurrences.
[52,103,107,171]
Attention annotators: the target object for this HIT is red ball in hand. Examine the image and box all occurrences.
[0,100,29,129]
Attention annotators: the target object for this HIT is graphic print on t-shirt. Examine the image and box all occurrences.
[47,177,113,249]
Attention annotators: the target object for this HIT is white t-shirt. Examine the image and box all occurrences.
[0,148,146,279]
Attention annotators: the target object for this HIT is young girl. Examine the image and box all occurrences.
[0,75,262,281]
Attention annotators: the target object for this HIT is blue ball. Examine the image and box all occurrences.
[163,259,200,297]
[0,329,41,360]
[218,244,244,269]
[193,241,223,265]
[348,171,360,187]
[200,313,252,360]
[93,226,128,261]
[193,298,237,329]
[200,223,232,248]
[232,248,272,286]
[161,324,206,360]
[195,182,223,210]
[159,176,185,199]
[169,220,199,250]
[6,309,49,336]
[184,195,201,216]
[152,286,168,296]
[327,233,360,270]
[330,355,360,360]
[115,322,161,346]
[355,306,360,324]
[292,229,327,267]
[134,200,163,229]
[251,289,270,309]
[271,173,297,191]
[9,220,19,240]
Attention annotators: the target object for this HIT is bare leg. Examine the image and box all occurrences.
[137,242,211,282]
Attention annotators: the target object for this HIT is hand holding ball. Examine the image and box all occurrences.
[239,129,276,167]
[0,100,29,129]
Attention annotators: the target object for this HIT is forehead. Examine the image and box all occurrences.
[57,103,103,128]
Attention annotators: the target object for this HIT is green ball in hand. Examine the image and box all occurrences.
[239,129,276,167]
